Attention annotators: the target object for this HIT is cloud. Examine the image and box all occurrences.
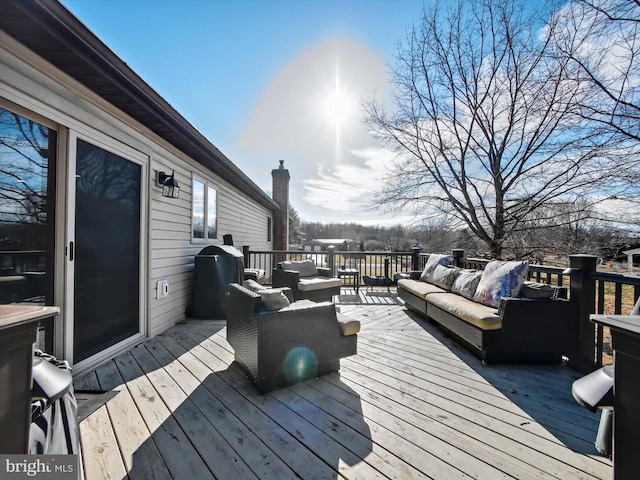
[303,151,384,211]
[299,146,419,226]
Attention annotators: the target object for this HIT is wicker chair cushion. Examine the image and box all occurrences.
[297,276,342,292]
[280,260,318,277]
[474,260,529,308]
[419,254,452,282]
[259,289,291,310]
[428,292,501,330]
[338,317,361,336]
[451,270,483,299]
[430,265,461,291]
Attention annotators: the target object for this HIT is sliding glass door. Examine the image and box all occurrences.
[71,138,143,363]
[0,106,57,350]
[2,103,146,365]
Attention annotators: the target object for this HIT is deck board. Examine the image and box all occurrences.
[155,332,337,480]
[76,293,612,480]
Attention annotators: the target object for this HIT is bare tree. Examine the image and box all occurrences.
[365,0,621,258]
[552,0,640,225]
[502,199,603,260]
[555,0,640,142]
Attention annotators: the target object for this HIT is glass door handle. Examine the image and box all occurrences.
[68,241,74,261]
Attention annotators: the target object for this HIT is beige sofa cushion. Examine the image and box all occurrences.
[398,278,446,298]
[427,292,501,330]
[297,276,342,292]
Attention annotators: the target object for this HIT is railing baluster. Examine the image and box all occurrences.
[597,280,605,314]
[615,283,623,315]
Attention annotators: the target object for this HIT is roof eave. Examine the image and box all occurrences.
[0,0,279,212]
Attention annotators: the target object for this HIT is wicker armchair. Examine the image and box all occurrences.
[272,260,342,302]
[226,283,359,393]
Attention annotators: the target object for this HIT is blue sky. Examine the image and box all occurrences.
[61,0,426,225]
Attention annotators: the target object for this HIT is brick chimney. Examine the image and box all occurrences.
[271,160,290,250]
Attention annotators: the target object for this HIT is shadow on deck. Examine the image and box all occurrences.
[75,295,612,480]
[335,286,404,306]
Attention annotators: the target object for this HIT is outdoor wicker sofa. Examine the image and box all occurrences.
[226,283,359,393]
[398,256,578,364]
[272,260,342,301]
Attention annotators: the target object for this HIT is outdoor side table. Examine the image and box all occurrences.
[0,305,60,453]
[591,313,640,480]
[337,268,360,293]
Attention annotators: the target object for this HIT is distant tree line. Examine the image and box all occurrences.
[290,206,639,263]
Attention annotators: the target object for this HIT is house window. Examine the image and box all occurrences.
[267,217,272,242]
[192,178,217,241]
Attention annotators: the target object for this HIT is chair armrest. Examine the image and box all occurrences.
[273,268,300,290]
[498,297,574,321]
[260,300,335,317]
[498,297,578,354]
[317,267,332,277]
[274,287,294,303]
[257,302,344,345]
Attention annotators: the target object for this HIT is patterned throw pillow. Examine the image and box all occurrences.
[451,270,483,300]
[419,254,452,282]
[242,279,266,292]
[473,260,529,308]
[430,265,461,291]
[260,289,291,310]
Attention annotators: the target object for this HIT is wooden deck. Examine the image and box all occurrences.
[75,288,612,479]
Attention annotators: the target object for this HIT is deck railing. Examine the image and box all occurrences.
[243,246,418,283]
[3,246,638,371]
[0,249,46,274]
[244,246,639,370]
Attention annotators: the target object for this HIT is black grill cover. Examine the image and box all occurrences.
[190,245,244,319]
[29,350,78,455]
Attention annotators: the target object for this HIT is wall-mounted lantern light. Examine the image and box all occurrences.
[158,170,180,199]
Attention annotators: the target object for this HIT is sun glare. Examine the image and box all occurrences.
[316,69,357,163]
[320,71,356,127]
[322,89,352,125]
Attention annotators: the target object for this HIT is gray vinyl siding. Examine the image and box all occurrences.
[1,35,275,364]
[149,157,273,337]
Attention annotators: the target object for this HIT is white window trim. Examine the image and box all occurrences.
[191,175,218,243]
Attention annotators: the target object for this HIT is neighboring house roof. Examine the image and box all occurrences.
[304,239,353,245]
[0,0,278,212]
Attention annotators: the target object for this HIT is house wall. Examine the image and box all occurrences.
[1,33,274,365]
[148,154,274,337]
